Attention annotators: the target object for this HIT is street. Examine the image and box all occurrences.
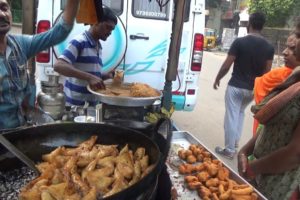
[172,51,254,171]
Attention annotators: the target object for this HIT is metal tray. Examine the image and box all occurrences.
[166,131,268,200]
[87,83,162,107]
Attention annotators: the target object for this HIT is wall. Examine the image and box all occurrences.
[262,27,292,56]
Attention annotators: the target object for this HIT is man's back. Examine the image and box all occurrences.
[228,35,274,90]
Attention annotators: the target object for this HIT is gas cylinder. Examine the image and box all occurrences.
[37,76,65,120]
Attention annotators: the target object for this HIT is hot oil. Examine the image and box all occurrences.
[0,167,35,199]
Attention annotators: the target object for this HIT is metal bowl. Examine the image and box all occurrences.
[87,83,162,107]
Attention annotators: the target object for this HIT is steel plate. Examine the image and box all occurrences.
[87,83,162,107]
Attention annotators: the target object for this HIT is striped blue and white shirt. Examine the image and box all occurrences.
[59,31,103,106]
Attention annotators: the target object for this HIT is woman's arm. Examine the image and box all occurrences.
[250,120,300,175]
[238,134,258,177]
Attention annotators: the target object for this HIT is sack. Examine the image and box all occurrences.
[76,0,101,24]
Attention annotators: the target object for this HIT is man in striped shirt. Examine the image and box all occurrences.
[54,7,117,106]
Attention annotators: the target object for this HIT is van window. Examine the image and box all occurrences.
[103,0,123,16]
[132,0,170,21]
[183,0,191,22]
[61,0,123,16]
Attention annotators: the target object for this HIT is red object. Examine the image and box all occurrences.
[246,163,256,180]
[187,89,195,95]
[191,33,203,71]
[36,20,51,63]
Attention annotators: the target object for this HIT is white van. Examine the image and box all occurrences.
[35,0,205,111]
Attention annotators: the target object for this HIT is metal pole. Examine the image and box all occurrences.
[162,0,186,111]
[22,0,37,106]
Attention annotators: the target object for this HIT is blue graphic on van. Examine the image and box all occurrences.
[124,40,186,75]
[146,40,168,59]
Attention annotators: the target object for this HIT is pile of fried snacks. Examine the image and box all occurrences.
[19,136,154,200]
[178,144,258,200]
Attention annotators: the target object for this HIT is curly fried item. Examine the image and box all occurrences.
[178,164,186,174]
[219,183,225,194]
[202,151,212,158]
[179,163,195,174]
[189,144,198,152]
[196,153,204,162]
[217,166,230,181]
[198,186,212,198]
[231,187,253,195]
[203,157,212,162]
[184,175,198,183]
[205,178,219,187]
[209,186,219,193]
[178,149,187,160]
[197,171,210,182]
[212,193,220,200]
[194,163,205,172]
[187,181,202,190]
[186,155,197,164]
[205,162,219,176]
[185,150,193,157]
[219,189,231,200]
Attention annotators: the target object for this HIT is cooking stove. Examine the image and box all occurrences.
[102,103,146,121]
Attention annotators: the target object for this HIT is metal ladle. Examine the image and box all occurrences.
[0,134,40,175]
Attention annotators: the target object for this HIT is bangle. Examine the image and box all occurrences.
[246,163,256,180]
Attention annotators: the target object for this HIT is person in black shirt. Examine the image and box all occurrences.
[213,12,274,159]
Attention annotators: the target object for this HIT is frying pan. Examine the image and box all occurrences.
[0,122,165,200]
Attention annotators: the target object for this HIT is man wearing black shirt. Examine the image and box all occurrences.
[213,12,274,159]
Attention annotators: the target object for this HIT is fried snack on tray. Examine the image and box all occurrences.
[130,83,160,97]
[177,144,259,200]
[19,136,154,200]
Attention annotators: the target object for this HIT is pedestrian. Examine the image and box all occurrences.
[252,20,300,135]
[213,12,274,159]
[0,0,80,129]
[54,7,117,107]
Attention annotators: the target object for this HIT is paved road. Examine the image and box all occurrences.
[172,51,254,172]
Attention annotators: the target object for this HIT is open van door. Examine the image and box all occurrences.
[123,0,174,90]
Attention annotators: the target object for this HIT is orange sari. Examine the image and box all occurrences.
[253,66,293,135]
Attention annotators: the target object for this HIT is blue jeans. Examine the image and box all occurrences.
[224,85,253,152]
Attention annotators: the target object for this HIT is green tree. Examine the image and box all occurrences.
[249,0,298,27]
[11,0,22,23]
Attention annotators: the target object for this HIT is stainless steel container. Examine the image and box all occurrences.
[37,76,65,120]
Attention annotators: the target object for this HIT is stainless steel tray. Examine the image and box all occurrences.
[87,83,162,107]
[166,131,268,200]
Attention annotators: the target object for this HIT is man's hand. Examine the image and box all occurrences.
[213,80,220,90]
[88,75,105,90]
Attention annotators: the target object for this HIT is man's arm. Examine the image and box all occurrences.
[62,0,80,25]
[213,55,235,89]
[249,120,300,175]
[54,59,105,90]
